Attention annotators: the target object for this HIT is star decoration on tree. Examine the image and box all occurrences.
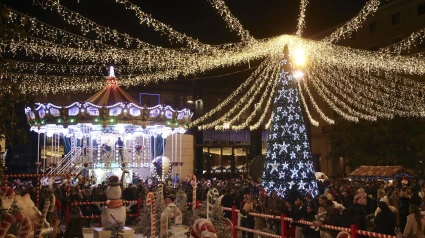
[279,142,289,153]
[270,161,279,173]
[299,180,306,190]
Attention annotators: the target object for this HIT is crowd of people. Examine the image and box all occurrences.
[7,174,425,238]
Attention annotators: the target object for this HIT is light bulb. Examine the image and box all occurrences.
[293,70,304,80]
[293,48,307,67]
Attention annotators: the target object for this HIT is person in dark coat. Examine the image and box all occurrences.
[305,194,318,212]
[64,206,84,238]
[291,197,307,238]
[220,189,234,220]
[374,201,397,235]
[80,189,92,227]
[338,208,357,228]
[399,191,411,233]
[351,195,368,232]
[342,191,354,208]
[303,204,319,238]
[410,192,422,207]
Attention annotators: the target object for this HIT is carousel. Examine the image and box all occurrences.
[25,67,192,185]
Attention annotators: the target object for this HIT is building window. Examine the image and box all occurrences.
[369,44,379,51]
[369,22,376,33]
[391,12,400,25]
[350,31,357,40]
[391,37,402,44]
[418,2,425,16]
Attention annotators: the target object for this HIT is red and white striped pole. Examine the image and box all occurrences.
[147,192,156,238]
[232,206,238,238]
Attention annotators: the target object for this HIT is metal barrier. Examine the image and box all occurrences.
[223,206,397,238]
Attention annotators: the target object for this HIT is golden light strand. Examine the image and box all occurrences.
[320,65,425,116]
[302,78,335,125]
[198,60,276,130]
[33,0,155,49]
[6,8,115,50]
[308,71,359,122]
[322,0,380,43]
[297,79,319,126]
[230,64,280,130]
[189,60,267,127]
[295,0,308,37]
[380,27,425,54]
[207,0,254,42]
[114,0,206,50]
[312,74,377,121]
[265,114,273,130]
[312,66,392,119]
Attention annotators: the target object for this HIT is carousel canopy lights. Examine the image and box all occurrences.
[26,102,191,138]
[25,73,192,137]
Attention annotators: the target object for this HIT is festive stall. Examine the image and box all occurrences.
[25,67,192,184]
[350,166,415,181]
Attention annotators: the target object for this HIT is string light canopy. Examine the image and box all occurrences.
[1,0,425,130]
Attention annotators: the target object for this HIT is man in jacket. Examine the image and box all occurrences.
[291,197,307,238]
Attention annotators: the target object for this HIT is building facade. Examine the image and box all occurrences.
[309,0,425,176]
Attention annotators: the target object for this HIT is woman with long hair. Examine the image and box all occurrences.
[403,205,425,237]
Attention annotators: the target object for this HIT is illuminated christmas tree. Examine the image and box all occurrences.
[262,46,318,198]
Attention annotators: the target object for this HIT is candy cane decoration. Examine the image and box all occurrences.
[190,218,217,238]
[34,194,51,238]
[36,177,41,206]
[0,186,15,198]
[14,213,32,238]
[0,214,13,238]
[207,188,219,220]
[0,213,32,238]
[156,184,164,202]
[186,174,197,210]
[146,192,156,238]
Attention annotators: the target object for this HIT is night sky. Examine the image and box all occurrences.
[2,0,369,44]
[1,0,369,91]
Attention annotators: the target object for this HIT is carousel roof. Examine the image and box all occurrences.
[25,67,192,137]
[86,77,139,106]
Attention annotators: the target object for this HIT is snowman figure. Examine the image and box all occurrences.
[101,175,126,229]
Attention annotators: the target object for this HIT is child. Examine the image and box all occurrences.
[312,207,327,231]
[63,206,84,238]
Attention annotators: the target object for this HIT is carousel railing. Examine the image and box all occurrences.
[41,147,81,184]
[55,147,82,175]
[82,146,151,168]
